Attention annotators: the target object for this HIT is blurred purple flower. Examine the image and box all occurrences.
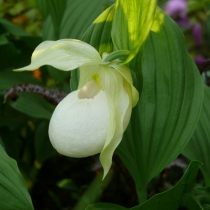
[194,55,205,65]
[193,23,203,46]
[164,0,188,18]
[176,16,191,28]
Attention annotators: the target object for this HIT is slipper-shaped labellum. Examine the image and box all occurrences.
[14,39,139,178]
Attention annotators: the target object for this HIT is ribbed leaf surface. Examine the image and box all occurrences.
[182,85,210,182]
[0,145,34,210]
[117,8,204,189]
[12,93,55,120]
[112,0,157,62]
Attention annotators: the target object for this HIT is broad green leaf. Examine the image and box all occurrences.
[35,0,67,38]
[182,187,210,209]
[41,0,104,82]
[112,0,157,62]
[34,121,57,163]
[35,0,48,19]
[0,18,28,37]
[12,93,55,120]
[182,85,210,186]
[130,161,201,210]
[86,203,127,210]
[0,69,40,95]
[117,8,204,191]
[0,145,34,210]
[59,0,104,39]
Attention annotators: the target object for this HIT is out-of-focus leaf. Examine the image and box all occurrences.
[0,145,34,210]
[35,0,48,19]
[0,69,40,95]
[86,203,127,210]
[0,18,28,37]
[57,179,78,191]
[182,85,210,185]
[112,0,157,62]
[130,161,201,210]
[0,127,22,161]
[0,34,8,45]
[117,8,204,192]
[34,121,57,163]
[182,187,210,209]
[72,172,113,210]
[36,0,67,38]
[12,93,55,120]
[0,135,5,150]
[0,43,18,70]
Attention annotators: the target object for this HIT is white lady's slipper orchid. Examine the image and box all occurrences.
[14,39,139,178]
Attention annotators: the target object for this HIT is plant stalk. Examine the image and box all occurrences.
[136,186,147,204]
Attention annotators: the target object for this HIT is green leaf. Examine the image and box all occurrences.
[59,0,104,39]
[0,69,40,95]
[182,85,210,186]
[129,161,201,210]
[57,179,78,191]
[182,187,210,210]
[112,0,157,62]
[12,93,55,120]
[41,0,104,83]
[34,121,57,163]
[117,8,204,191]
[86,203,127,210]
[0,144,34,210]
[0,18,28,37]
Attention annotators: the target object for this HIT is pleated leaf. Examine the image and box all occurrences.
[130,161,201,210]
[182,187,210,209]
[86,203,127,210]
[12,93,55,120]
[0,145,34,210]
[117,8,204,189]
[112,0,157,62]
[182,85,210,185]
[40,0,103,82]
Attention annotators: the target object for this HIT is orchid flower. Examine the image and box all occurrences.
[14,39,139,178]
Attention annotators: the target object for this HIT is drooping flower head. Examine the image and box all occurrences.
[14,39,139,178]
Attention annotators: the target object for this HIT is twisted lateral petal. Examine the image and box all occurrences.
[49,81,110,157]
[14,39,103,72]
[99,66,130,178]
[110,63,139,107]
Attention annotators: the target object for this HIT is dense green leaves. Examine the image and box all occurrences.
[112,0,157,62]
[182,187,210,209]
[182,85,210,186]
[86,203,127,210]
[130,161,201,210]
[12,93,55,120]
[40,0,104,82]
[0,145,34,210]
[117,8,204,191]
[34,121,57,163]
